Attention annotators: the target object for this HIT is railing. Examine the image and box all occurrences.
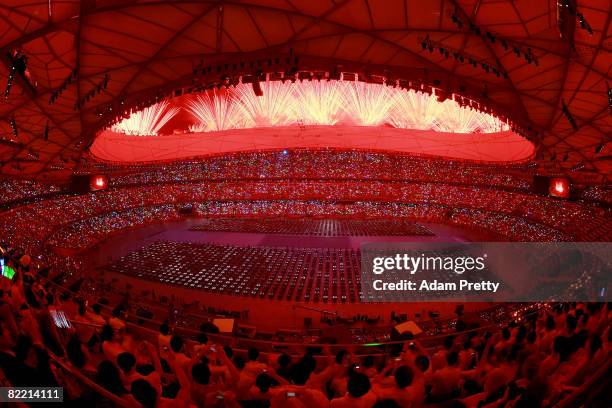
[66,315,610,408]
[552,353,611,408]
[44,273,543,353]
[49,353,138,407]
[35,273,612,407]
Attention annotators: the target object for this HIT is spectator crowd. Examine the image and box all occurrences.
[0,243,609,407]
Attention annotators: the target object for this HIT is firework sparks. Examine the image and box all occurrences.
[293,79,344,125]
[233,78,296,126]
[389,89,443,130]
[111,101,179,136]
[113,79,509,135]
[340,81,395,126]
[187,90,245,132]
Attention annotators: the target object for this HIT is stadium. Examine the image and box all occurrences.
[0,1,610,407]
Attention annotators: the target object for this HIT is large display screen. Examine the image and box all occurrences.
[549,177,570,199]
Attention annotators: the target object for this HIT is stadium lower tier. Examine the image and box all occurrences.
[37,201,568,254]
[1,179,609,261]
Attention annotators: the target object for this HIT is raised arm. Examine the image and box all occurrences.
[143,340,163,376]
[216,345,240,385]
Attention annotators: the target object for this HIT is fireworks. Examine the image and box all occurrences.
[341,81,395,126]
[389,89,442,130]
[113,79,509,135]
[186,91,245,132]
[111,101,179,136]
[293,80,344,125]
[233,79,296,126]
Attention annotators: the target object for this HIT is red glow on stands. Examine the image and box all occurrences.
[549,177,570,198]
[92,126,534,163]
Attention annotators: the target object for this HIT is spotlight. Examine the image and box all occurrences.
[561,0,575,15]
[329,66,341,81]
[435,89,448,103]
[10,117,17,138]
[252,79,263,96]
[470,23,481,36]
[4,68,15,98]
[561,100,578,130]
[577,12,593,35]
[525,52,532,63]
[13,53,27,75]
[570,162,584,171]
[2,53,28,99]
[451,12,463,28]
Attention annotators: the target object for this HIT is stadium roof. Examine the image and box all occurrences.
[0,0,610,179]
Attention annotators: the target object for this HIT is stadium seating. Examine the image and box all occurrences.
[0,242,608,407]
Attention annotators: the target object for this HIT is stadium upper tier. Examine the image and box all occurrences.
[91,81,533,163]
[87,149,536,190]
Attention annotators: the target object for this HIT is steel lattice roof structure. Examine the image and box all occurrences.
[0,0,610,179]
